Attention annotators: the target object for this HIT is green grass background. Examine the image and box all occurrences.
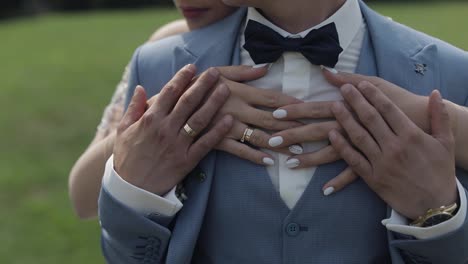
[0,2,467,263]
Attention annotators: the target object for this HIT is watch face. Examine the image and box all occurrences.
[422,214,453,227]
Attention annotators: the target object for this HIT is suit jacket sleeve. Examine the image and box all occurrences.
[386,33,468,263]
[389,170,468,264]
[388,83,468,264]
[100,187,172,264]
[99,47,175,264]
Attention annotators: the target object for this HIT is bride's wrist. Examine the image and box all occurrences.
[444,100,460,140]
[400,94,430,133]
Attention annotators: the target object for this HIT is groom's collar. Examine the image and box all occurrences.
[177,0,441,96]
[243,0,362,52]
[180,0,433,62]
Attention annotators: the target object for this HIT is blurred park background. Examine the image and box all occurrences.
[0,0,467,263]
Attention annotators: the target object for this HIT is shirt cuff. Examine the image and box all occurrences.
[102,155,183,217]
[382,179,466,239]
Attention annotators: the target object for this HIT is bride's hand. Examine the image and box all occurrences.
[323,69,432,133]
[272,69,448,196]
[212,65,306,165]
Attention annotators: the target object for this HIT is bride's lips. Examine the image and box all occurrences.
[180,6,210,19]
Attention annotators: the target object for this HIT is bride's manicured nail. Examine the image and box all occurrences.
[289,145,303,155]
[262,157,275,166]
[286,158,300,168]
[273,109,287,119]
[320,65,338,74]
[268,136,283,147]
[323,186,335,196]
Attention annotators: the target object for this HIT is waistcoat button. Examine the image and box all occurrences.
[286,222,300,237]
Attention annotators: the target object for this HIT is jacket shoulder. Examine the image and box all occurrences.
[135,35,188,94]
[369,9,468,104]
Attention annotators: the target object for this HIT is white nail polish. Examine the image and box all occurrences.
[253,63,269,69]
[273,109,287,119]
[323,186,335,196]
[268,136,283,147]
[320,65,338,74]
[286,158,300,168]
[262,157,275,166]
[289,145,303,155]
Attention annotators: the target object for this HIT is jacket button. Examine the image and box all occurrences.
[198,172,206,182]
[286,222,300,237]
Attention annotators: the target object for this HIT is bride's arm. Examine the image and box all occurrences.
[449,102,468,169]
[324,70,468,169]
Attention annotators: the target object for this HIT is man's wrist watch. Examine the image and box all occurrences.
[410,203,458,227]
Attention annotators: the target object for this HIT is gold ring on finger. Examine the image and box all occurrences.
[240,127,254,143]
[183,123,198,138]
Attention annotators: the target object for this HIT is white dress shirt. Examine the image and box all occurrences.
[103,0,466,240]
[240,0,364,209]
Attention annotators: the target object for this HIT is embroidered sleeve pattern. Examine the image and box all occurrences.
[96,64,131,137]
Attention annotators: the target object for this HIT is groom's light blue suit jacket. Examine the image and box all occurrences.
[99,2,468,263]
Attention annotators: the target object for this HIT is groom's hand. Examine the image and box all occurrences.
[113,65,233,195]
[329,81,457,220]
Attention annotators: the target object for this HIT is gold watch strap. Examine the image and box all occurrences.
[410,203,458,227]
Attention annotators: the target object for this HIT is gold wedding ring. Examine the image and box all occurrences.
[240,127,254,143]
[183,123,198,137]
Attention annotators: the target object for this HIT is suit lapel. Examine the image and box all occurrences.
[165,153,217,264]
[355,27,377,76]
[173,8,247,74]
[166,8,247,264]
[359,0,441,96]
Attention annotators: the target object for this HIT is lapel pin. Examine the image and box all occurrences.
[414,63,427,75]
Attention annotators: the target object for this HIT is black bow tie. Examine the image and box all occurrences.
[243,20,343,68]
